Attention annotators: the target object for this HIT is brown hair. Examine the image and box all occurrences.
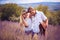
[27,7,34,12]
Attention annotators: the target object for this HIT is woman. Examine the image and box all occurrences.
[20,10,32,34]
[20,10,33,40]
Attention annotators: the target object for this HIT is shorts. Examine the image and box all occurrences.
[25,30,41,38]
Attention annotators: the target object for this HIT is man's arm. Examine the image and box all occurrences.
[41,19,48,29]
[40,12,48,29]
[44,19,48,27]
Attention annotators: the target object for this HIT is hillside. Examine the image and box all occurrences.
[19,2,60,11]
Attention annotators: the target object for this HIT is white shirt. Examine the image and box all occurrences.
[31,10,47,33]
[24,18,32,31]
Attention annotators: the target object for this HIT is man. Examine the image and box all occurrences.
[28,7,48,40]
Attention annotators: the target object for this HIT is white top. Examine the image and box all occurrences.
[31,10,47,33]
[24,18,32,31]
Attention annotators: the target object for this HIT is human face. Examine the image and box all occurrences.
[30,9,36,16]
[26,13,31,18]
[22,13,27,18]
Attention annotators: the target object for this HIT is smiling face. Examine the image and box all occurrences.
[22,11,26,18]
[22,12,31,19]
[30,9,36,16]
[22,13,26,18]
[22,10,27,18]
[28,7,36,16]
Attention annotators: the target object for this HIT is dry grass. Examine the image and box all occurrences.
[0,21,60,40]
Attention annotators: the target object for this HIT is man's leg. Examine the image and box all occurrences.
[37,33,45,40]
[33,34,38,40]
[40,29,48,40]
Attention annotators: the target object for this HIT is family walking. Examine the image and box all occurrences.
[20,7,48,40]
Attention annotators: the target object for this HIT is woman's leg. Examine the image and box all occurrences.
[32,32,39,40]
[24,31,32,40]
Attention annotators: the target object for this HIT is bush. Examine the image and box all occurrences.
[0,4,24,21]
[36,5,60,25]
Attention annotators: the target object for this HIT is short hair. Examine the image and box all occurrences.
[28,7,34,12]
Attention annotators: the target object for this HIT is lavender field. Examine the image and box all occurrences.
[0,21,60,40]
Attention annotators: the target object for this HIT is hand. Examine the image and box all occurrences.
[41,22,47,30]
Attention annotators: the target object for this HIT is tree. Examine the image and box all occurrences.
[0,4,24,21]
[36,5,48,14]
[36,5,60,25]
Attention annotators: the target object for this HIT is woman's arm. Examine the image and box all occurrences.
[22,17,28,27]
